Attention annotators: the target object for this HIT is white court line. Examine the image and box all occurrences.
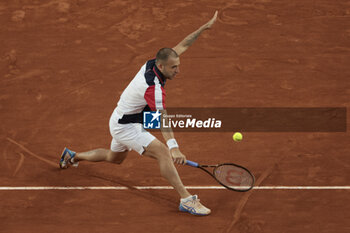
[0,186,350,190]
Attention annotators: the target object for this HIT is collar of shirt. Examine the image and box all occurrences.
[152,64,166,86]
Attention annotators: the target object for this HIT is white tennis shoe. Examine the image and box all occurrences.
[59,147,79,169]
[179,195,211,216]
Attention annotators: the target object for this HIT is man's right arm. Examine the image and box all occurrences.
[160,109,187,165]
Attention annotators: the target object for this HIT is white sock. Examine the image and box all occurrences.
[181,195,194,202]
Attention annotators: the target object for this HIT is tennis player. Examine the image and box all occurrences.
[60,11,218,216]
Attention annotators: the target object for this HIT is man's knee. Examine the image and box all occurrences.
[107,150,128,164]
[144,139,171,161]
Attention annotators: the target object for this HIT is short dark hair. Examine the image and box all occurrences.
[156,48,178,64]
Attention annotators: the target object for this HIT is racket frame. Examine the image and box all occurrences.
[186,160,255,192]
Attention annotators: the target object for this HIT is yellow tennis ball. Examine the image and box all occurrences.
[233,132,243,142]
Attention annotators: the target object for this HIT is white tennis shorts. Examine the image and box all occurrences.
[109,110,155,155]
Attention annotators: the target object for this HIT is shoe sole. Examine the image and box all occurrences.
[59,148,69,169]
[179,205,211,216]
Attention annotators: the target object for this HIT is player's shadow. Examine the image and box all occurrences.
[83,170,178,209]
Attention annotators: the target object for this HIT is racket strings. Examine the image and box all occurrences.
[214,165,254,190]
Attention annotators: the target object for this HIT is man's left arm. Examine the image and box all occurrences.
[172,11,218,56]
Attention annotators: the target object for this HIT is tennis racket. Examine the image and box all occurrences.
[186,160,255,192]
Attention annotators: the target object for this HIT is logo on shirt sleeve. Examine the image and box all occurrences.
[143,110,161,129]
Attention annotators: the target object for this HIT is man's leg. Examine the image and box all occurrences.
[60,148,128,169]
[143,139,191,199]
[75,149,128,164]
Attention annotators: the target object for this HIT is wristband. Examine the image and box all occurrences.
[166,139,179,150]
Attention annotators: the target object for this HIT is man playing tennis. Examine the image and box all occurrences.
[60,11,218,216]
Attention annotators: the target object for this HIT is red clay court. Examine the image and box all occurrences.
[1,0,350,232]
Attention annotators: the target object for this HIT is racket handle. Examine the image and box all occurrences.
[186,160,199,167]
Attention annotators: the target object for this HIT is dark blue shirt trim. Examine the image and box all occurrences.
[144,59,166,87]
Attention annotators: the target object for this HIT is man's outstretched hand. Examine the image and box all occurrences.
[172,10,218,56]
[203,10,218,30]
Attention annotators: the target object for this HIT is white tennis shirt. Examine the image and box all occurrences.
[114,59,166,116]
